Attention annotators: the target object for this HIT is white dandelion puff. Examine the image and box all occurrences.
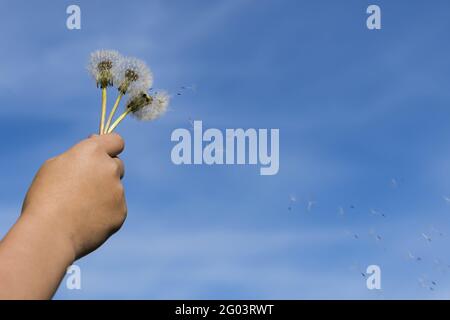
[133,90,170,121]
[107,90,170,133]
[88,49,123,134]
[113,57,153,95]
[127,92,152,113]
[88,49,123,88]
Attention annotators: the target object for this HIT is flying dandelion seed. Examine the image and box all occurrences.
[420,275,438,289]
[288,194,297,211]
[178,84,197,93]
[408,252,422,262]
[443,195,450,203]
[176,85,195,96]
[422,233,432,243]
[369,229,382,242]
[186,84,197,91]
[338,206,345,217]
[370,209,386,218]
[307,200,316,212]
[346,230,359,240]
[349,264,367,278]
[418,277,426,288]
[418,277,436,291]
[391,178,398,188]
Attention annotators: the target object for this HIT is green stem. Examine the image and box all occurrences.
[107,109,131,134]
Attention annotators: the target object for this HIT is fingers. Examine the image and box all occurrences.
[94,133,125,157]
[112,157,125,179]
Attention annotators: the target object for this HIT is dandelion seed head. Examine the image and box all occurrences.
[131,90,170,121]
[113,57,153,95]
[126,92,153,113]
[88,50,122,88]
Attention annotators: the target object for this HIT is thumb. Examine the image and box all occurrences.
[94,133,125,157]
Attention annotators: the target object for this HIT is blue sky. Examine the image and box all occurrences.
[1,0,450,299]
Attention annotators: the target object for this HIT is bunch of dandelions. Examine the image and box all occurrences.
[88,50,170,134]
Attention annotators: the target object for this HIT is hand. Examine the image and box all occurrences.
[21,133,127,260]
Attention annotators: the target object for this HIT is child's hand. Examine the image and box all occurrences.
[0,134,127,299]
[22,133,127,260]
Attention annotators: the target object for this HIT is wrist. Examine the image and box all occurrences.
[18,210,77,265]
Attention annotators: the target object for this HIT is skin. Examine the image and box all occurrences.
[0,133,127,299]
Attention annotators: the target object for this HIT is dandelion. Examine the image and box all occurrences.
[88,50,123,134]
[88,49,168,135]
[113,57,153,95]
[107,91,170,133]
[133,91,170,121]
[104,57,153,133]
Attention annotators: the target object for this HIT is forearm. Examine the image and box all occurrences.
[0,211,75,299]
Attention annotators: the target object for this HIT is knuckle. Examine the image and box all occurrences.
[120,202,128,223]
[109,160,120,175]
[117,182,125,195]
[110,133,125,150]
[81,140,100,154]
[120,203,127,221]
[110,181,124,201]
[116,159,125,175]
[111,205,127,233]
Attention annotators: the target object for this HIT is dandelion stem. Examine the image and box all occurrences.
[104,93,123,134]
[107,108,131,134]
[99,88,107,134]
